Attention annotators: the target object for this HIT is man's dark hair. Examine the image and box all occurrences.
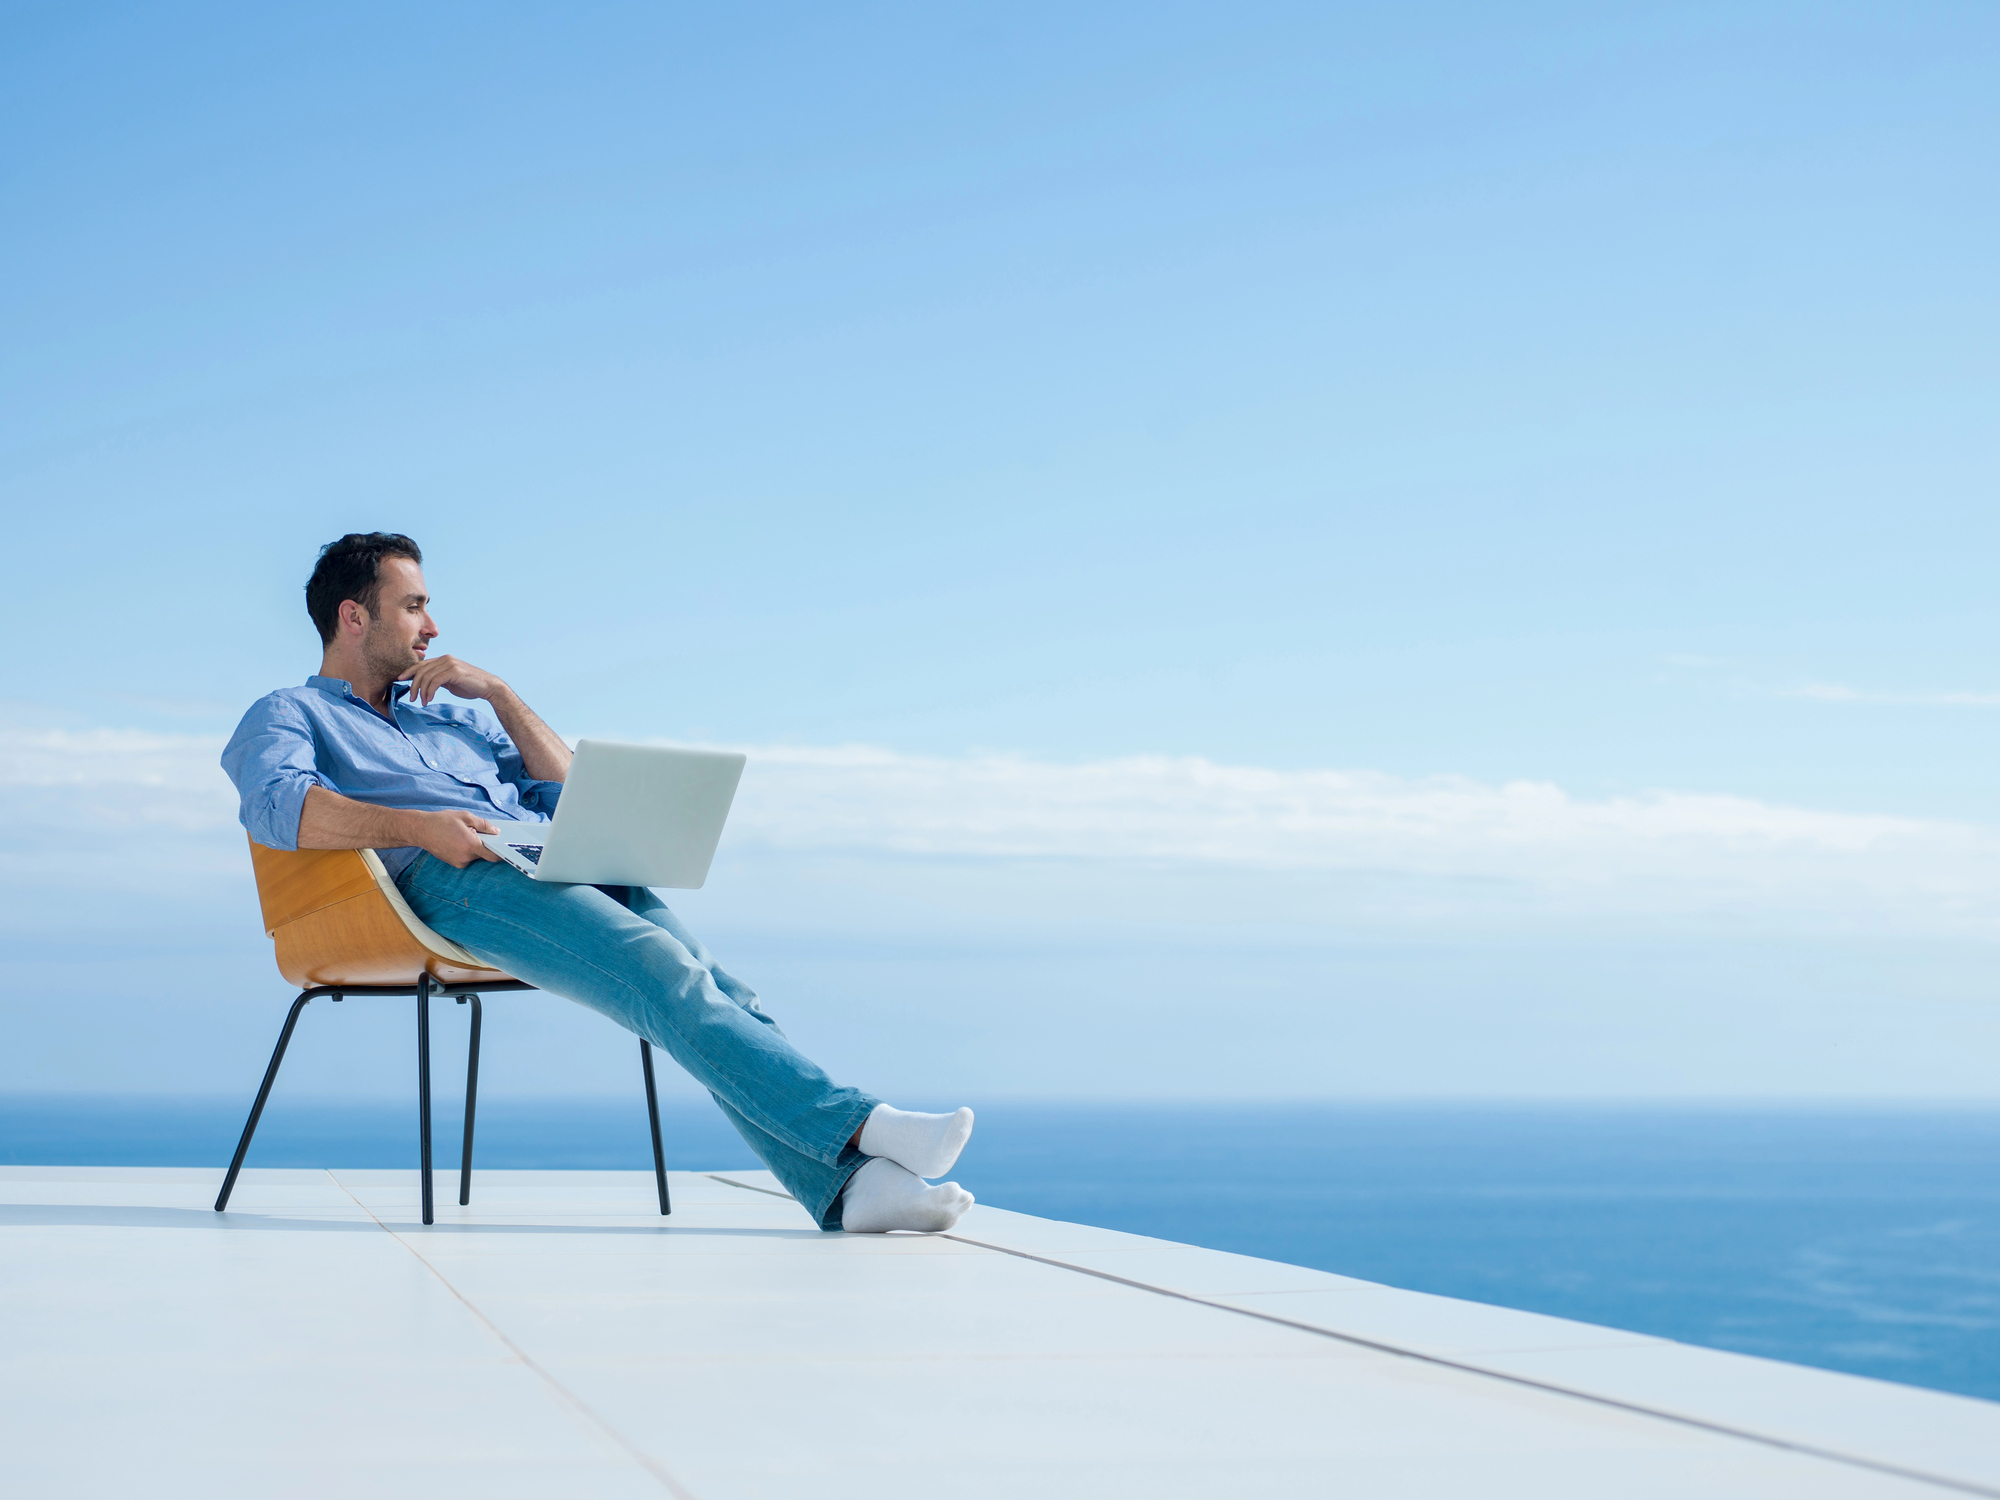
[305,532,423,645]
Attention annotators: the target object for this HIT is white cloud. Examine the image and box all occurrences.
[6,727,238,827]
[5,726,244,893]
[1659,662,2000,708]
[724,745,1922,864]
[1779,684,2000,707]
[8,723,2000,934]
[715,745,2000,932]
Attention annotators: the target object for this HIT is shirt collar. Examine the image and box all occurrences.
[306,675,413,709]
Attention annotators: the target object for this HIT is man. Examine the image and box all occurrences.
[222,532,975,1233]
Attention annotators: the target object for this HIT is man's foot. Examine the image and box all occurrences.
[839,1158,973,1234]
[856,1104,975,1180]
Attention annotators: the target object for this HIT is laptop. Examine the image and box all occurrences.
[479,740,747,887]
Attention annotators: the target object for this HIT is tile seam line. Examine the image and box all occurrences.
[937,1230,2000,1500]
[715,1172,1997,1497]
[324,1168,699,1500]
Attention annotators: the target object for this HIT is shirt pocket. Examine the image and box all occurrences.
[418,725,493,780]
[431,725,525,809]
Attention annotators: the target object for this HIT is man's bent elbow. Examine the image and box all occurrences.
[244,801,302,852]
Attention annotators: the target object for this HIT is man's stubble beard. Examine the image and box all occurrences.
[361,619,421,682]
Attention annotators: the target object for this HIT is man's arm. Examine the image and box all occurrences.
[402,655,572,783]
[483,684,571,783]
[298,786,501,868]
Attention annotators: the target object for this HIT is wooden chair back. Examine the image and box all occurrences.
[248,840,513,989]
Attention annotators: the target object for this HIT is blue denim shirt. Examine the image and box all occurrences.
[220,675,561,878]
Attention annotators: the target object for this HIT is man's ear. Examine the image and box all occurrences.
[338,598,370,636]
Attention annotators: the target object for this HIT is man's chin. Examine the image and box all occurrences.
[365,650,424,681]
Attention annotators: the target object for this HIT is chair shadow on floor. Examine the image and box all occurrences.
[0,1202,819,1236]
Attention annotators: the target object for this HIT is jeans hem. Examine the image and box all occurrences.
[812,1148,874,1231]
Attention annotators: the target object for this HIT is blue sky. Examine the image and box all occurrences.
[4,2,1998,1104]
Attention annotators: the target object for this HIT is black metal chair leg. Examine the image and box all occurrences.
[417,974,434,1225]
[215,993,312,1212]
[641,1039,671,1215]
[459,995,482,1206]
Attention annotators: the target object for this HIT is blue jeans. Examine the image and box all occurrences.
[396,855,878,1229]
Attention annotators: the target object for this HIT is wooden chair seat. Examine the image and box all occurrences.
[248,840,514,988]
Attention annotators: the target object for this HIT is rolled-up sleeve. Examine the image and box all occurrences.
[516,776,563,816]
[220,696,328,851]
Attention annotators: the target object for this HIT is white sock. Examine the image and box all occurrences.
[839,1158,973,1234]
[856,1104,975,1180]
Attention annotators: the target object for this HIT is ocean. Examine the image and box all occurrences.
[5,1096,1996,1403]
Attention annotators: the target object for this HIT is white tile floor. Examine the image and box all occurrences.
[2,1166,1995,1499]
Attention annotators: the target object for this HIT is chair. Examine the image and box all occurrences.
[214,839,671,1225]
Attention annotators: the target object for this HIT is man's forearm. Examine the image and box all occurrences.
[297,786,433,850]
[297,788,500,868]
[487,686,572,783]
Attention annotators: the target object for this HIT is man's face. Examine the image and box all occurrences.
[356,556,438,678]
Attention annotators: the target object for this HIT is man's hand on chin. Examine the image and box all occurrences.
[414,809,503,868]
[396,653,570,785]
[401,654,507,707]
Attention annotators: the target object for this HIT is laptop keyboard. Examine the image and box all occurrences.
[508,844,545,865]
